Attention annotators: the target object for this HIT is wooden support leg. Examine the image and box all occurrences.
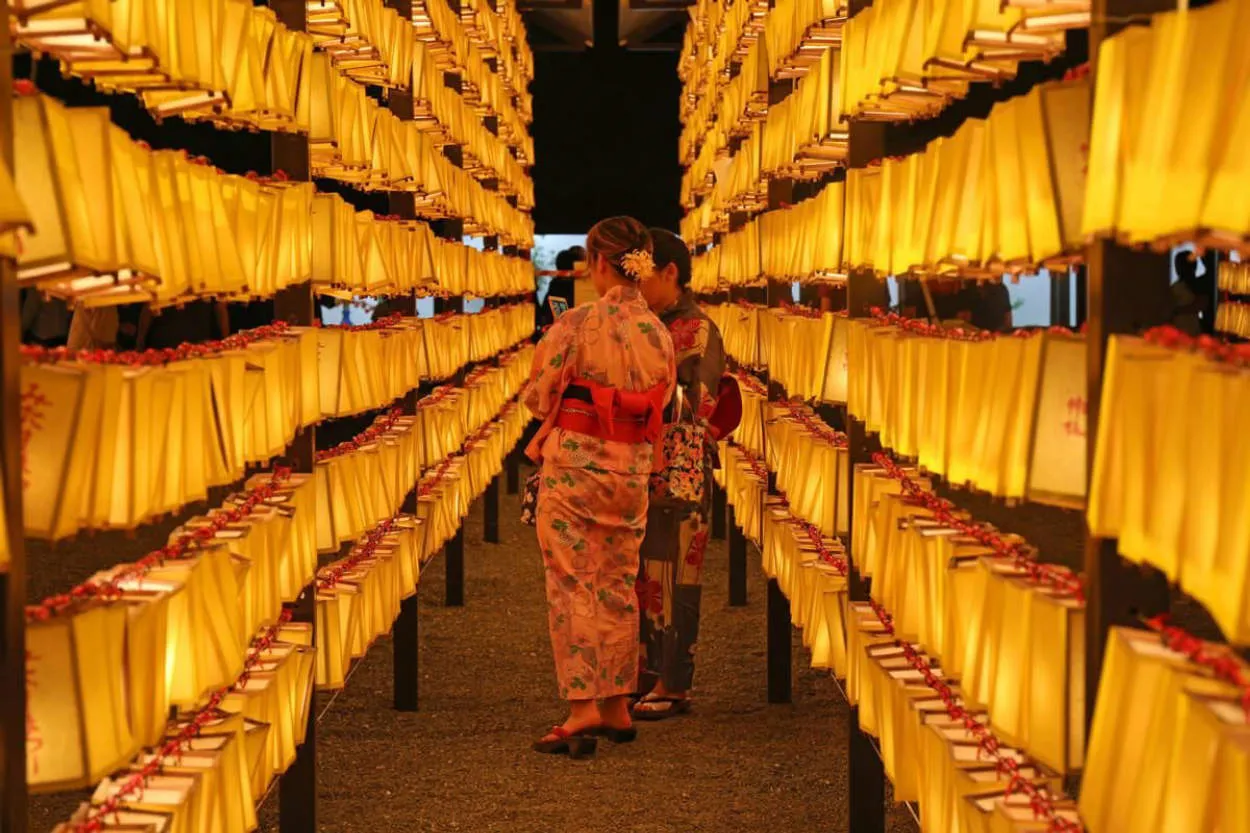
[392,593,420,712]
[445,527,465,607]
[728,506,748,607]
[711,481,727,540]
[766,578,792,704]
[280,582,317,833]
[484,476,500,544]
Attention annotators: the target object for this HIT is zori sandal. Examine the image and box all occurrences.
[631,695,691,722]
[532,726,598,759]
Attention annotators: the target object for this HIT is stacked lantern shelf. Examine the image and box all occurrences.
[682,0,1250,829]
[0,0,535,829]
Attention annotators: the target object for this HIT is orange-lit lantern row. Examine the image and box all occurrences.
[18,307,533,540]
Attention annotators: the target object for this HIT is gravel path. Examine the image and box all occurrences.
[249,471,919,833]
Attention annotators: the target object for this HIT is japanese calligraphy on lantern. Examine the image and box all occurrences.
[19,365,89,540]
[1027,334,1087,506]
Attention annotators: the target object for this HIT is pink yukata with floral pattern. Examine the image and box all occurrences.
[523,284,676,700]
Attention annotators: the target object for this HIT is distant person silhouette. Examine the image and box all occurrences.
[1172,251,1206,336]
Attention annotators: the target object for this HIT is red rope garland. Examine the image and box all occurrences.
[26,468,294,621]
[867,308,1081,342]
[1145,614,1250,717]
[870,453,1085,602]
[316,518,399,591]
[1142,325,1250,367]
[21,322,294,366]
[314,409,405,463]
[71,608,296,832]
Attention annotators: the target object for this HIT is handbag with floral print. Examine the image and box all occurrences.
[656,386,707,505]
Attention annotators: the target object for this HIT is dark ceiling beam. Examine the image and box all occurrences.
[592,0,621,48]
[619,9,685,49]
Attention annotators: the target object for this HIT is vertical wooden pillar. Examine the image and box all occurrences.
[763,152,792,706]
[0,12,28,831]
[1082,0,1176,734]
[483,476,500,544]
[265,3,317,829]
[711,482,726,540]
[843,118,887,833]
[728,505,748,607]
[445,527,465,607]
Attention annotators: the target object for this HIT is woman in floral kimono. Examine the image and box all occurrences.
[633,229,727,720]
[523,217,676,758]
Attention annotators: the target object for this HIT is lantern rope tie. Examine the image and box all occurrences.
[1145,614,1250,718]
[870,452,1084,601]
[27,468,294,621]
[71,609,296,833]
[21,321,293,366]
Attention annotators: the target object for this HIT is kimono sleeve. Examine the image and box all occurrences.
[678,317,727,422]
[523,316,578,422]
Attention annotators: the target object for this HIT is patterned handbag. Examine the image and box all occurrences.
[520,470,541,526]
[657,386,706,505]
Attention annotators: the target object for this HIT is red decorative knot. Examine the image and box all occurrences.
[13,79,38,96]
[26,468,294,622]
[1063,63,1091,82]
[1142,325,1250,367]
[870,452,1085,601]
[1146,615,1250,719]
[21,322,292,367]
[69,610,294,833]
[315,408,405,463]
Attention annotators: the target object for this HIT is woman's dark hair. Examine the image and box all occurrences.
[649,228,692,289]
[586,217,653,281]
[554,246,586,272]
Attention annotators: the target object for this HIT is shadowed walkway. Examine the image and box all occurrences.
[252,471,918,833]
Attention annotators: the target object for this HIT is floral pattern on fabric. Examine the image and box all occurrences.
[523,284,676,701]
[638,293,727,694]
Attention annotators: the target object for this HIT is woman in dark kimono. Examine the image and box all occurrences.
[632,229,727,719]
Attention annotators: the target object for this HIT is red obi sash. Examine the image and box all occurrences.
[555,378,668,445]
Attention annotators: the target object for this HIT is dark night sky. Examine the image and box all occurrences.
[529,49,683,235]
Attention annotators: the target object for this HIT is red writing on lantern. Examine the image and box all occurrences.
[20,383,50,490]
[26,649,41,775]
[1063,396,1087,438]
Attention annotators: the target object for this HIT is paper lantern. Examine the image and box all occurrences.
[26,601,136,792]
[1025,333,1087,507]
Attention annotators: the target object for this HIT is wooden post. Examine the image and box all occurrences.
[711,482,727,540]
[728,505,748,607]
[394,382,422,712]
[265,3,317,829]
[763,138,792,706]
[0,12,29,830]
[483,476,500,544]
[843,117,887,833]
[1082,0,1176,734]
[445,527,465,607]
[387,72,420,713]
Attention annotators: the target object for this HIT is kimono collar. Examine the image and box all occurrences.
[659,291,699,324]
[602,284,646,306]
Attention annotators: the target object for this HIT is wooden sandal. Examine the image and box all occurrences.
[631,695,692,722]
[532,726,598,758]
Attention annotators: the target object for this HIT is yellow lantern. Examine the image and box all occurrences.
[25,601,136,792]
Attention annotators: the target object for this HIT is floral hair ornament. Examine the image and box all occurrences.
[619,249,657,281]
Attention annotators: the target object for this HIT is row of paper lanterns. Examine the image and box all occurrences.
[8,93,531,307]
[1082,0,1250,249]
[687,75,1089,280]
[316,346,531,552]
[1088,335,1250,644]
[847,319,1087,504]
[691,182,846,285]
[9,0,534,179]
[33,358,530,800]
[318,402,528,689]
[701,304,848,404]
[21,306,532,540]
